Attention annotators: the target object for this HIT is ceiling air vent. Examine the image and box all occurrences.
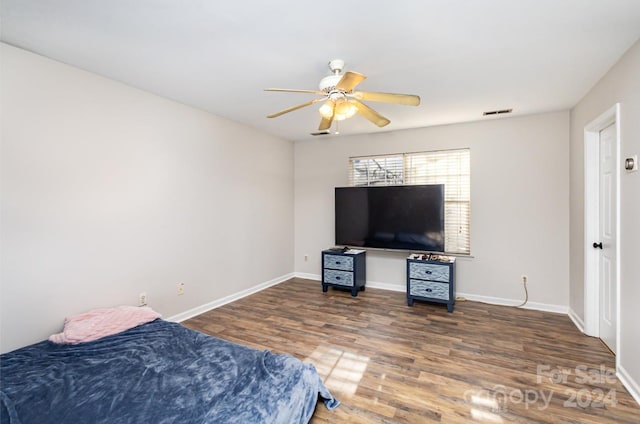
[483,109,513,116]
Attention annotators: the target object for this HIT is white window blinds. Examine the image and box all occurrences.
[349,156,404,186]
[349,148,471,255]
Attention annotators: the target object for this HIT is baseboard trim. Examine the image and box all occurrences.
[365,281,405,292]
[617,364,640,406]
[568,307,585,333]
[295,273,406,293]
[294,272,320,281]
[293,273,567,313]
[456,292,568,314]
[166,273,295,323]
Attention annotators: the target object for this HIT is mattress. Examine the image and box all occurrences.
[0,319,338,423]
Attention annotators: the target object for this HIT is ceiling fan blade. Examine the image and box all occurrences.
[349,99,390,127]
[318,101,335,130]
[267,98,323,118]
[352,91,420,106]
[319,116,333,131]
[264,88,325,95]
[336,71,366,91]
[311,131,331,136]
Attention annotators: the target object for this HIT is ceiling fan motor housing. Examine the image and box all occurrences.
[319,75,343,92]
[319,59,346,92]
[328,59,344,73]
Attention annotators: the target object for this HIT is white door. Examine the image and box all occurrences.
[598,123,617,354]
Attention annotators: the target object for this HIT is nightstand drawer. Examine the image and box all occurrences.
[409,280,449,300]
[323,269,354,287]
[408,262,449,282]
[323,254,354,271]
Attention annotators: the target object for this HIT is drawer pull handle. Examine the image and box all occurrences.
[425,270,432,274]
[336,261,341,265]
[336,276,341,280]
[425,288,432,292]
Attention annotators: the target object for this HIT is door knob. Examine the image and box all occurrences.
[593,242,603,249]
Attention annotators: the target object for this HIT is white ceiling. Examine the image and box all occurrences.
[2,1,640,142]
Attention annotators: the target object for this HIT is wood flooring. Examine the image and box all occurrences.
[183,278,640,423]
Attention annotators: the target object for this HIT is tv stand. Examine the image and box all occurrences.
[321,249,366,296]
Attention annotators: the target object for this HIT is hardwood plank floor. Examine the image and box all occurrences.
[183,278,640,423]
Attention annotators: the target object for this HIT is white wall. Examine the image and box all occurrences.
[569,40,640,399]
[0,43,294,353]
[295,111,570,310]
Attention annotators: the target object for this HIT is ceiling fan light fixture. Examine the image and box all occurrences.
[333,100,357,121]
[318,101,334,119]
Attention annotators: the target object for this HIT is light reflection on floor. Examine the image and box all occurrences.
[467,391,505,423]
[470,394,500,409]
[305,344,370,395]
[470,408,505,423]
[306,344,509,422]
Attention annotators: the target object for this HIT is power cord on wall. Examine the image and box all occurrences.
[516,275,529,308]
[455,275,529,308]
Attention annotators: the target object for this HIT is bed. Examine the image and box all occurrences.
[0,318,338,423]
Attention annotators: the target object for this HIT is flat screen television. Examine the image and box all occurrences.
[335,185,445,252]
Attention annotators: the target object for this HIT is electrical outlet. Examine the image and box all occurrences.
[139,292,147,306]
[521,275,528,284]
[177,282,185,296]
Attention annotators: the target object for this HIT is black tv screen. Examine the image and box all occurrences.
[335,185,445,252]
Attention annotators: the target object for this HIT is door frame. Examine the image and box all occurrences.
[583,103,620,356]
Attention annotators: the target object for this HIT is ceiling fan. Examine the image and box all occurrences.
[265,59,420,132]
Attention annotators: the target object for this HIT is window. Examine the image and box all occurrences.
[349,149,470,255]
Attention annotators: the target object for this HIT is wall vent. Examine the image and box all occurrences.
[483,109,513,116]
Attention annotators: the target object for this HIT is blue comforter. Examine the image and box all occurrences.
[0,319,338,423]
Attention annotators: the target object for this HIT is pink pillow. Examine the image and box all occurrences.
[49,306,161,344]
